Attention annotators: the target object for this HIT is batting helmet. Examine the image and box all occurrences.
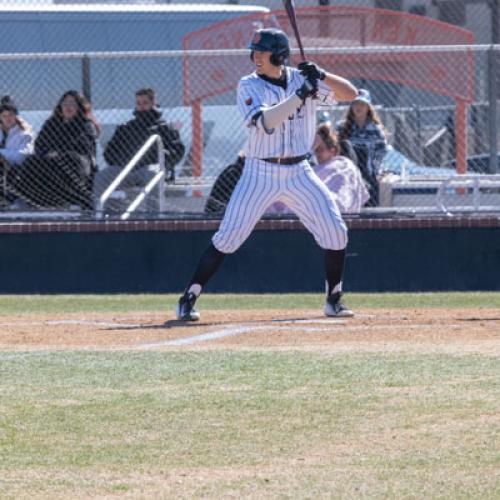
[248,28,290,66]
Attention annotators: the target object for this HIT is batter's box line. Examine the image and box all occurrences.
[138,321,346,349]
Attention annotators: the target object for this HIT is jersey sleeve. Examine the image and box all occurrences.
[237,78,273,132]
[315,79,336,105]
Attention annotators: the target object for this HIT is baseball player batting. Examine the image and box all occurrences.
[176,28,358,321]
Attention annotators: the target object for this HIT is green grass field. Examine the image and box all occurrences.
[0,293,499,498]
[0,291,499,314]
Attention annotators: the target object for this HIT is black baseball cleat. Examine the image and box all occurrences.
[324,292,354,318]
[176,292,200,321]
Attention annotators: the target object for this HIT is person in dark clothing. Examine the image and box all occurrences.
[336,89,388,207]
[13,90,99,209]
[204,154,245,215]
[94,87,185,211]
[317,111,358,166]
[337,138,358,166]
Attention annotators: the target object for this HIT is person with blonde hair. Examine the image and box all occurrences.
[0,95,34,205]
[336,89,388,206]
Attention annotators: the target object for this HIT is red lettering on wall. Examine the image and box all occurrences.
[372,17,386,43]
[372,17,419,44]
[372,17,401,44]
[402,24,418,44]
[387,19,401,44]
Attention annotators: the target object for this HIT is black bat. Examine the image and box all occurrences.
[282,0,306,61]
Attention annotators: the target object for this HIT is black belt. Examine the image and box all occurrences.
[261,154,309,165]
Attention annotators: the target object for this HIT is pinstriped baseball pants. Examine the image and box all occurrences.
[212,158,348,254]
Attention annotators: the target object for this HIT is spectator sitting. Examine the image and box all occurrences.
[267,124,369,215]
[317,110,358,166]
[336,89,388,207]
[0,96,35,206]
[93,87,185,211]
[14,90,99,210]
[204,153,245,215]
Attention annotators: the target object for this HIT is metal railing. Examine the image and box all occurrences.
[96,134,166,220]
[436,174,500,213]
[379,173,500,213]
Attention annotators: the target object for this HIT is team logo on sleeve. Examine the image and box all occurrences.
[245,97,253,105]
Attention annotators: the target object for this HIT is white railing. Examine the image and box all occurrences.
[96,134,166,219]
[436,174,500,213]
[0,44,494,61]
[379,173,500,213]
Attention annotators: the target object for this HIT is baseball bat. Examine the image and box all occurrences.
[282,0,306,61]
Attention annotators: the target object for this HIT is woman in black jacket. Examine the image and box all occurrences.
[15,90,99,209]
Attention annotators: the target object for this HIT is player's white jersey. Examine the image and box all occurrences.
[237,67,336,159]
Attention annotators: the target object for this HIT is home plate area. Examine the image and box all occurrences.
[0,309,499,355]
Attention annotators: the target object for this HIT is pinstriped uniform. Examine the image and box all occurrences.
[212,67,348,254]
[239,67,333,158]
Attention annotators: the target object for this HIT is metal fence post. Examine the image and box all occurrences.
[82,54,91,102]
[415,105,422,165]
[488,46,498,173]
[157,135,166,214]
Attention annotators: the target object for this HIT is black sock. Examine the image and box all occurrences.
[185,243,226,294]
[325,249,346,296]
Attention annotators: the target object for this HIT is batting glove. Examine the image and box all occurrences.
[298,61,326,81]
[295,76,318,102]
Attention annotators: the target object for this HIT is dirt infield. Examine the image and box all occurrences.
[1,308,499,354]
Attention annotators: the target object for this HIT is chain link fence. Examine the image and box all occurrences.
[0,4,499,219]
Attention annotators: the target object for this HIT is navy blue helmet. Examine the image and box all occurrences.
[248,28,290,66]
